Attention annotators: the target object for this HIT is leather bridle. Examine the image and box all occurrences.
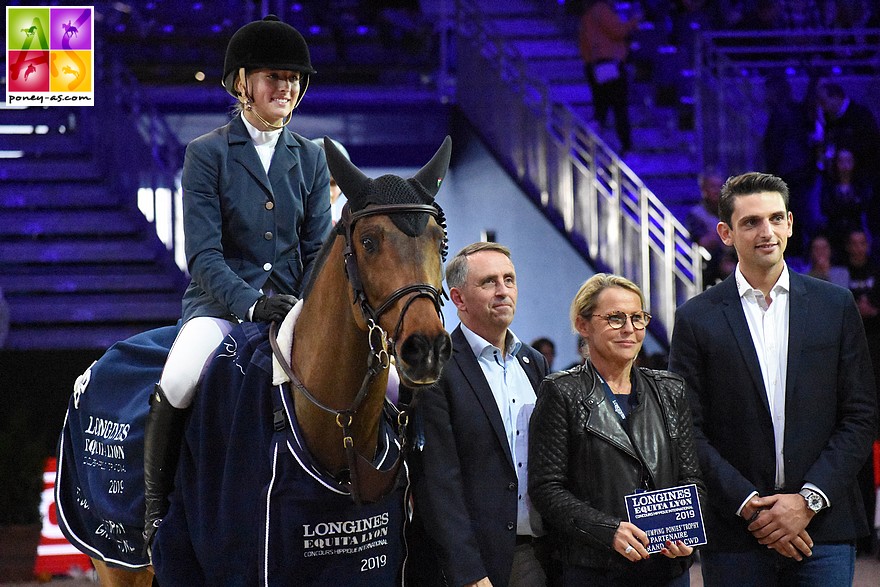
[268,202,447,505]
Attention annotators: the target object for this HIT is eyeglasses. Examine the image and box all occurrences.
[587,311,651,330]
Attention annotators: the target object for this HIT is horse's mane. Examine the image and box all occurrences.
[300,229,337,301]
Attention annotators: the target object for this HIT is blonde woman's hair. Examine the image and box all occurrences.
[569,273,645,331]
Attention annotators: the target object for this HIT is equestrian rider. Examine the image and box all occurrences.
[143,15,332,548]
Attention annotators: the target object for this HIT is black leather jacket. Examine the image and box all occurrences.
[528,362,706,582]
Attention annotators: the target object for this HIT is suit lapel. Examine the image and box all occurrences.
[719,276,771,414]
[515,347,542,390]
[228,116,273,196]
[268,130,299,194]
[451,327,515,467]
[785,272,808,401]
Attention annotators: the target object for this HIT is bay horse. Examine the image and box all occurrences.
[55,136,453,585]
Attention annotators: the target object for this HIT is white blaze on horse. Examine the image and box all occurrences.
[55,137,454,586]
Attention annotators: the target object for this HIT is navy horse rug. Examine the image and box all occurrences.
[56,310,410,585]
[55,323,178,569]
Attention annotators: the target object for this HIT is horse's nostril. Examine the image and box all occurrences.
[435,334,452,363]
[399,333,451,382]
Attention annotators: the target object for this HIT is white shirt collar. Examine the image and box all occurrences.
[734,263,790,300]
[459,322,521,359]
[240,112,283,147]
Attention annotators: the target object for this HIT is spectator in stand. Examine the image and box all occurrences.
[735,0,782,30]
[763,73,817,257]
[845,230,880,338]
[825,0,873,28]
[311,137,350,225]
[685,167,734,287]
[578,0,642,155]
[815,82,880,189]
[804,234,850,289]
[564,334,590,370]
[778,0,823,29]
[843,229,880,556]
[820,147,873,259]
[531,336,557,371]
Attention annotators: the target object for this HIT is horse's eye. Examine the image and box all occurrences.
[361,237,376,253]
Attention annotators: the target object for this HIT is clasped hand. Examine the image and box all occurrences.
[743,493,814,561]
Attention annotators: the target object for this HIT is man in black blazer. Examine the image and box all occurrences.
[669,172,877,586]
[406,242,550,587]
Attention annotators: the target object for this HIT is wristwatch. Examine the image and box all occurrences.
[799,488,825,514]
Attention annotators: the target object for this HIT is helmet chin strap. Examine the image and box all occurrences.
[238,67,294,130]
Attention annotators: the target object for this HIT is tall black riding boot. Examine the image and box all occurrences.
[143,383,189,550]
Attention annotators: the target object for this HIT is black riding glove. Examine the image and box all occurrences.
[252,294,298,323]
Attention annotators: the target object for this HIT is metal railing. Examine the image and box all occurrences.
[454,1,702,342]
[696,28,880,174]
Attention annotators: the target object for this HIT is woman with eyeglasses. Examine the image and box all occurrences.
[528,273,706,586]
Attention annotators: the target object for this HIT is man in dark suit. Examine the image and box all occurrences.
[406,242,550,587]
[669,172,877,586]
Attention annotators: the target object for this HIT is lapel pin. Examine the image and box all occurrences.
[523,357,530,364]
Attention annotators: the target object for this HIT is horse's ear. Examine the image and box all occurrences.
[324,135,368,203]
[412,136,452,199]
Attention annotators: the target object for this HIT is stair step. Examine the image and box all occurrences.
[6,323,179,351]
[0,269,184,295]
[533,59,585,83]
[631,126,696,151]
[0,238,165,265]
[642,177,699,206]
[510,39,579,60]
[474,0,541,17]
[8,292,183,324]
[0,158,104,181]
[547,83,592,105]
[492,17,561,38]
[624,150,699,177]
[0,183,116,209]
[0,209,144,238]
[0,105,84,128]
[0,131,93,155]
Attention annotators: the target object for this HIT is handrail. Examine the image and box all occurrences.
[454,1,703,343]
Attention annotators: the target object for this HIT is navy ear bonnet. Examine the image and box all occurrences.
[324,136,451,240]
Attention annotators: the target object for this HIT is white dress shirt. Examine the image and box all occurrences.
[734,264,829,514]
[460,323,543,537]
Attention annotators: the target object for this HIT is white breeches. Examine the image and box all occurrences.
[159,316,236,409]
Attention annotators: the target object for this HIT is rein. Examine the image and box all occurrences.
[268,321,407,506]
[269,202,446,505]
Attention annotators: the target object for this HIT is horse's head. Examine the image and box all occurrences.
[325,136,453,387]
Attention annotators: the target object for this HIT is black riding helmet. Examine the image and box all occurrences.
[222,15,315,108]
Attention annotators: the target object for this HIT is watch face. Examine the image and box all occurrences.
[806,494,822,511]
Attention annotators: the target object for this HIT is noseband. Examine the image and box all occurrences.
[269,202,448,505]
